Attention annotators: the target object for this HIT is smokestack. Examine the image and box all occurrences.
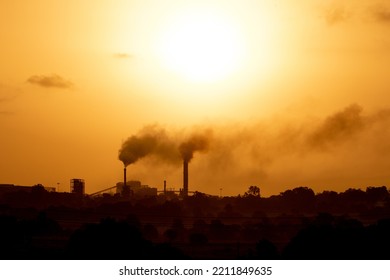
[183,160,188,197]
[123,167,130,198]
[164,180,167,195]
[124,167,127,188]
[179,132,211,198]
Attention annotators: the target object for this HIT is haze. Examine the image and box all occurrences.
[1,0,390,196]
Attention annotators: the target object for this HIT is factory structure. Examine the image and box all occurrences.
[115,180,157,197]
[116,159,193,198]
[70,179,85,197]
[116,129,209,199]
[0,179,83,197]
[115,159,194,199]
[1,130,209,201]
[0,183,56,195]
[90,179,184,198]
[0,157,198,200]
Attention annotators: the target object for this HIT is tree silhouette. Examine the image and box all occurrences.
[244,186,261,197]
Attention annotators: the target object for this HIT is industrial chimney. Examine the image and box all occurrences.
[183,160,188,197]
[122,166,130,198]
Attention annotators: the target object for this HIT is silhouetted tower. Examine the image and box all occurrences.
[183,160,189,197]
[164,180,167,195]
[70,179,85,197]
[122,167,130,198]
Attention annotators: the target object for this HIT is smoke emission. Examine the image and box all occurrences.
[118,125,212,167]
[118,125,178,166]
[179,131,212,162]
[118,134,157,166]
[307,104,364,149]
[119,104,390,196]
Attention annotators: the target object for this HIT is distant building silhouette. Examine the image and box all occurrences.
[116,181,157,197]
[0,184,55,196]
[70,179,85,197]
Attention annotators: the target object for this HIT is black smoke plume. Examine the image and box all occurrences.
[307,104,364,149]
[118,126,178,167]
[179,131,211,162]
[118,134,157,167]
[117,105,390,196]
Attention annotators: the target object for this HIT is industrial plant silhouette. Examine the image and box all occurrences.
[1,180,390,259]
[1,128,390,259]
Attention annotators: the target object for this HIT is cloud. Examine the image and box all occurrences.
[324,5,350,26]
[322,3,390,26]
[27,74,73,89]
[371,4,390,23]
[113,53,132,59]
[0,111,13,116]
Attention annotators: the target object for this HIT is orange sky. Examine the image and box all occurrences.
[1,0,390,196]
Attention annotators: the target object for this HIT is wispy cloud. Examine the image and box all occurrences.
[324,5,350,26]
[27,74,73,89]
[113,53,132,59]
[371,4,390,23]
[0,111,13,116]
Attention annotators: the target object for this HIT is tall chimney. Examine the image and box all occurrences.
[183,160,188,197]
[124,167,127,187]
[123,167,130,198]
[164,180,167,195]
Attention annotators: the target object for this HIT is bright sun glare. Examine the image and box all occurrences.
[158,11,245,82]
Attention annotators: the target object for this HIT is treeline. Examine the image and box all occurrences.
[0,185,389,259]
[234,185,390,217]
[1,184,389,216]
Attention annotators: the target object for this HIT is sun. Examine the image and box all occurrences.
[157,10,245,83]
